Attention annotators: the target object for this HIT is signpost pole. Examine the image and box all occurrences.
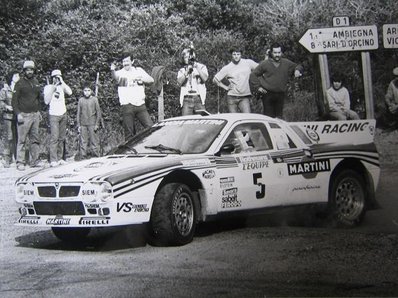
[318,54,330,111]
[361,52,375,119]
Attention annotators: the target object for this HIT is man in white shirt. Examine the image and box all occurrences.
[111,55,154,138]
[44,69,72,167]
[213,47,258,113]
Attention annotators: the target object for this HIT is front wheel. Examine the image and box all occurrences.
[328,169,367,227]
[147,183,197,246]
[52,227,91,242]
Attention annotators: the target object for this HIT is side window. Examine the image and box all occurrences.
[271,128,297,150]
[222,123,273,154]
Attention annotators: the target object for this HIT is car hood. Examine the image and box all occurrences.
[17,154,187,184]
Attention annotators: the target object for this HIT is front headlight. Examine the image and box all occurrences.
[15,183,35,203]
[80,181,113,203]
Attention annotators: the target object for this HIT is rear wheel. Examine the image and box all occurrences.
[147,183,197,246]
[51,227,91,242]
[329,169,366,227]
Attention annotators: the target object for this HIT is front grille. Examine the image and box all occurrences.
[38,186,56,198]
[34,202,85,215]
[59,186,80,197]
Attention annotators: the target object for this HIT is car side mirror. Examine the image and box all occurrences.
[215,144,235,156]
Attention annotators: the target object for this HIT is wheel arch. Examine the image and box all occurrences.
[156,169,204,220]
[329,158,377,209]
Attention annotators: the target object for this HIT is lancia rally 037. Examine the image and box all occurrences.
[15,113,380,246]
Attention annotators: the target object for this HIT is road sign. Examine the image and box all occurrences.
[299,25,378,53]
[332,16,350,27]
[383,24,398,48]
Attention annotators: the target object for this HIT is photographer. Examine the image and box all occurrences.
[177,46,208,115]
[44,69,72,167]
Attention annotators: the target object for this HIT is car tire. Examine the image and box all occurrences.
[147,183,197,246]
[51,227,91,242]
[328,169,367,227]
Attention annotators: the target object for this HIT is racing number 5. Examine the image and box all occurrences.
[253,173,265,199]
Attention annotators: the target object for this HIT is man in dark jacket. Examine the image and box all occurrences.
[250,43,303,118]
[12,60,43,170]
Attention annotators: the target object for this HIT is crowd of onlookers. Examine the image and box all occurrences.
[1,43,398,171]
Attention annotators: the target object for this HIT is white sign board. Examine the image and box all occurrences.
[332,16,350,27]
[383,24,398,48]
[299,25,378,53]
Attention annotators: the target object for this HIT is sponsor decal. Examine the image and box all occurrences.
[79,217,110,225]
[18,216,40,225]
[46,217,71,225]
[202,169,216,179]
[288,159,331,176]
[23,203,34,208]
[306,127,320,142]
[82,189,96,196]
[220,176,235,189]
[156,119,225,126]
[237,155,270,170]
[221,188,241,209]
[49,173,78,179]
[305,122,370,134]
[182,159,211,167]
[23,190,34,196]
[84,203,100,208]
[116,202,149,213]
[292,185,321,192]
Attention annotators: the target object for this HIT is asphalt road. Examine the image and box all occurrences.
[0,165,397,298]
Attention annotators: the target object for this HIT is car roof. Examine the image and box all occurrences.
[163,113,284,125]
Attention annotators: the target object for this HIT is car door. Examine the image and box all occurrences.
[216,121,289,212]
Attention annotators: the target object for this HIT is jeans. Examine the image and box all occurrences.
[260,91,285,118]
[329,110,360,120]
[227,95,251,113]
[182,95,204,115]
[49,113,67,163]
[80,125,100,158]
[16,111,41,165]
[121,103,153,138]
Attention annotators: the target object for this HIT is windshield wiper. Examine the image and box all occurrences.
[144,144,182,154]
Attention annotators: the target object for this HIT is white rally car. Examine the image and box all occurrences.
[15,113,380,246]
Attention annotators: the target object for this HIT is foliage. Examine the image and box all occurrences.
[1,0,398,156]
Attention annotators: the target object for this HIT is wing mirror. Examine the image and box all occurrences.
[215,144,235,156]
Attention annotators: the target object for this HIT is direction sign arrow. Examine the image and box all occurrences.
[299,25,378,53]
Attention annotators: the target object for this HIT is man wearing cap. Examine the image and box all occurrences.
[385,67,398,128]
[44,69,72,167]
[110,55,154,138]
[12,60,43,171]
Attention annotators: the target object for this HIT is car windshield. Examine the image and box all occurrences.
[111,119,227,155]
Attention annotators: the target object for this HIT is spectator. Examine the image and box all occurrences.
[0,71,19,167]
[44,69,72,167]
[12,60,43,171]
[384,67,398,128]
[249,43,303,118]
[326,74,359,120]
[213,47,258,113]
[177,45,208,115]
[111,54,154,138]
[76,83,102,159]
